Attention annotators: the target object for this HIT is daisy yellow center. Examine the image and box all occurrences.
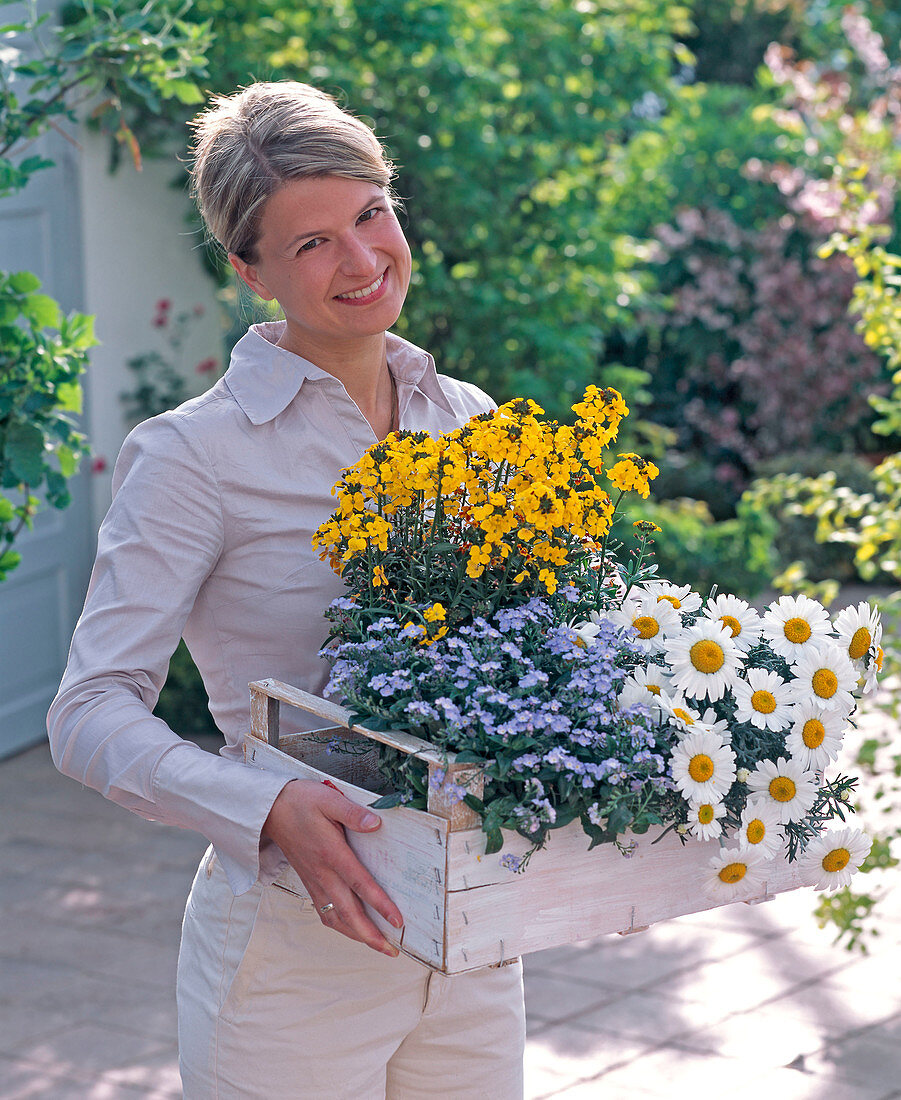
[751,690,777,714]
[697,804,715,824]
[647,684,662,696]
[848,627,871,661]
[688,754,714,782]
[812,668,838,699]
[673,707,694,725]
[746,819,766,844]
[822,847,851,873]
[802,718,825,748]
[718,862,748,884]
[783,617,812,644]
[690,639,725,674]
[769,776,797,803]
[658,594,682,609]
[720,615,742,637]
[633,615,660,639]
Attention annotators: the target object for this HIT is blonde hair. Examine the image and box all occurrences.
[188,81,396,263]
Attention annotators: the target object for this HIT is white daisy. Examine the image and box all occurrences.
[784,702,847,772]
[641,580,703,616]
[732,667,794,732]
[699,707,731,744]
[572,619,602,647]
[609,593,682,655]
[664,619,742,702]
[799,827,872,891]
[704,593,763,653]
[659,695,711,737]
[670,730,737,802]
[761,594,831,664]
[788,641,859,714]
[704,846,769,901]
[861,644,885,696]
[833,601,882,666]
[745,757,819,824]
[686,797,726,841]
[736,799,784,859]
[618,663,673,708]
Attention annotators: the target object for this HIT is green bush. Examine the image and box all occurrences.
[749,451,881,584]
[154,641,219,741]
[623,494,776,600]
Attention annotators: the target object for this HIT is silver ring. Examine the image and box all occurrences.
[319,902,336,914]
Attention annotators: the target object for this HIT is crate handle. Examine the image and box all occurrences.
[248,678,484,830]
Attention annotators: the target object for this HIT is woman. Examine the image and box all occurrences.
[48,82,525,1098]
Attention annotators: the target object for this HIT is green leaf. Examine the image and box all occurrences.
[168,78,205,104]
[5,421,45,485]
[24,293,61,330]
[0,497,14,522]
[369,792,404,809]
[54,381,83,415]
[484,826,504,854]
[8,271,41,294]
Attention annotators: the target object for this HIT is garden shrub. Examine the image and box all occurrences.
[642,205,886,493]
[154,641,219,741]
[623,495,776,600]
[749,452,881,584]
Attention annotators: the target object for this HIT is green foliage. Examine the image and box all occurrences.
[746,452,879,584]
[153,640,219,739]
[0,271,95,581]
[623,493,776,599]
[1,0,211,192]
[127,0,696,419]
[0,1,210,580]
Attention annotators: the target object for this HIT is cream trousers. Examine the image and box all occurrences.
[177,847,526,1098]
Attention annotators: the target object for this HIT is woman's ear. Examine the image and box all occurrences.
[228,253,275,301]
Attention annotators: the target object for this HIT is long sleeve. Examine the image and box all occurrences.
[47,414,291,894]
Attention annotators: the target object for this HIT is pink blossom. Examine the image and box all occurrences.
[195,357,218,374]
[91,456,108,474]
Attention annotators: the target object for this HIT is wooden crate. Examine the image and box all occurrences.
[244,678,818,974]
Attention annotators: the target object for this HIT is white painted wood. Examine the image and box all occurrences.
[442,824,820,973]
[243,735,448,969]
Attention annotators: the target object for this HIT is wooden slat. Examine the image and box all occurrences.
[426,762,484,832]
[442,823,820,973]
[243,736,448,969]
[249,679,454,767]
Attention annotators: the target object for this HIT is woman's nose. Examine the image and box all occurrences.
[338,230,378,273]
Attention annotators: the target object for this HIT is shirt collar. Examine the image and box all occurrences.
[224,322,455,426]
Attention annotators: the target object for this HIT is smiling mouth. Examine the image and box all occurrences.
[334,270,387,302]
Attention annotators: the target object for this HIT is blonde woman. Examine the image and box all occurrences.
[48,82,525,1098]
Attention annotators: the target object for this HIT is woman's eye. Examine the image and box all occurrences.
[298,237,323,254]
[358,206,383,224]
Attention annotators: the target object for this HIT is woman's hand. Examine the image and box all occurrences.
[262,779,404,956]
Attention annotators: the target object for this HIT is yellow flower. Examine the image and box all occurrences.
[372,565,388,587]
[423,602,446,622]
[606,453,660,498]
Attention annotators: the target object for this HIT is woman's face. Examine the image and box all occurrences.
[229,175,412,360]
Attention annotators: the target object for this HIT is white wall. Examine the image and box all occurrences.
[77,129,224,527]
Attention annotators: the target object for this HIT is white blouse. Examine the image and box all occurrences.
[47,322,493,894]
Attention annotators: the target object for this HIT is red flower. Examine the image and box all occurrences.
[91,456,108,474]
[156,298,172,312]
[195,357,218,374]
